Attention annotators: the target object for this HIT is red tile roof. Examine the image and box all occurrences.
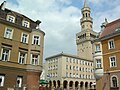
[100,18,120,38]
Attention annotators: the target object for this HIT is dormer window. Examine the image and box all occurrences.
[6,15,15,23]
[22,20,30,28]
[115,27,120,31]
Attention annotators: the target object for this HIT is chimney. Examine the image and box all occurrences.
[0,1,6,10]
[36,20,41,29]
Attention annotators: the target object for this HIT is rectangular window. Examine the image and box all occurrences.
[108,39,115,49]
[6,15,15,23]
[22,20,30,28]
[18,52,27,64]
[1,48,10,61]
[0,74,5,87]
[66,57,68,62]
[95,44,100,52]
[32,35,40,45]
[21,33,29,43]
[4,28,13,39]
[96,59,102,68]
[31,54,39,65]
[66,72,68,77]
[66,65,68,69]
[17,76,22,88]
[109,56,117,67]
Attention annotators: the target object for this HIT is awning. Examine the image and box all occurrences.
[40,79,49,84]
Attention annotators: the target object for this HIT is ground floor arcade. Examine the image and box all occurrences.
[49,80,96,90]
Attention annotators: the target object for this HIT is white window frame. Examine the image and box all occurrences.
[32,35,40,45]
[95,44,100,52]
[70,73,72,77]
[110,75,119,87]
[22,20,30,28]
[96,59,102,68]
[66,65,68,69]
[4,27,14,39]
[30,54,39,65]
[66,72,68,77]
[109,56,117,67]
[1,48,11,61]
[108,39,115,49]
[18,52,27,64]
[21,33,29,43]
[6,15,15,23]
[0,75,5,87]
[17,76,22,88]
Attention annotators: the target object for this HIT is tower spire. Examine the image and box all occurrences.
[80,0,93,31]
[84,0,88,7]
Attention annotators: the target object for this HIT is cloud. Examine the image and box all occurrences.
[0,0,120,62]
[92,1,120,32]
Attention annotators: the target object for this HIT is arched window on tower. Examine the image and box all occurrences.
[83,14,85,17]
[89,13,90,17]
[82,25,85,28]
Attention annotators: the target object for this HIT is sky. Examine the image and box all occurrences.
[0,0,120,62]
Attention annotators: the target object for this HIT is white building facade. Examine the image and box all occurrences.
[45,53,95,90]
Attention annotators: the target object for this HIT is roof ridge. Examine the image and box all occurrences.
[106,18,120,27]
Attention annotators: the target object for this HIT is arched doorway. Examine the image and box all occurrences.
[57,80,60,88]
[85,82,88,89]
[80,81,84,90]
[49,81,52,88]
[53,80,56,88]
[90,82,92,87]
[80,81,84,87]
[90,82,92,89]
[63,80,68,89]
[69,81,73,89]
[75,81,79,90]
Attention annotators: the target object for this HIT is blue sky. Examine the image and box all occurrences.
[1,0,120,62]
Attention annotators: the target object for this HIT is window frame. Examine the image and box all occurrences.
[0,74,5,87]
[17,76,23,88]
[109,56,117,68]
[21,33,29,44]
[95,44,101,52]
[32,35,40,45]
[96,59,102,68]
[18,52,27,64]
[4,27,14,39]
[1,48,11,61]
[22,20,30,28]
[6,15,15,23]
[108,39,115,49]
[111,75,119,88]
[30,54,40,65]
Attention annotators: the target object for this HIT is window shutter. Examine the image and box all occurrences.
[21,33,23,42]
[27,34,29,43]
[10,29,14,39]
[25,53,27,64]
[18,52,20,63]
[0,48,3,60]
[32,35,34,44]
[38,55,40,65]
[38,36,40,45]
[30,54,32,64]
[8,50,11,61]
